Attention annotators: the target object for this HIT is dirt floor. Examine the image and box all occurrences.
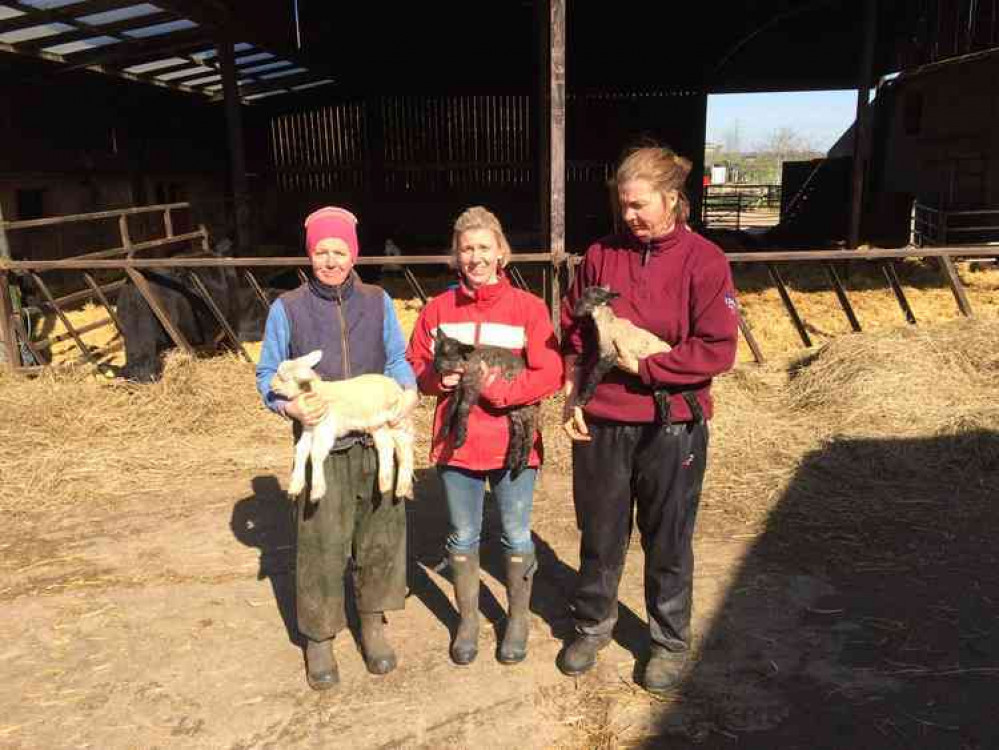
[3,436,996,749]
[3,309,998,748]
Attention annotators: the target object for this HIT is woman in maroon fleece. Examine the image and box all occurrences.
[557,146,739,693]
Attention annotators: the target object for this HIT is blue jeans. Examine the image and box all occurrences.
[438,466,537,555]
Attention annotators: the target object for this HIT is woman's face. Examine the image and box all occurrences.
[456,228,502,288]
[311,237,354,286]
[618,178,678,242]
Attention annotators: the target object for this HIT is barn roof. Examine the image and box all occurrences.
[0,0,332,102]
[0,1,962,101]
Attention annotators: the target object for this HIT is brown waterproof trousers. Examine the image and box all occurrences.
[296,442,407,641]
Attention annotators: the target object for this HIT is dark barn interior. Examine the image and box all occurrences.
[3,0,986,257]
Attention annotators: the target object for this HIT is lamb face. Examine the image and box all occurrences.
[270,350,323,399]
[432,330,476,374]
[572,286,620,319]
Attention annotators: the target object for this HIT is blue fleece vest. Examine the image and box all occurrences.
[280,273,387,382]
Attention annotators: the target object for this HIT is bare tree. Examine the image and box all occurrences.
[758,127,812,158]
[756,127,819,182]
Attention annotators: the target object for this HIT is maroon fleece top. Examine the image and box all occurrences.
[560,223,739,423]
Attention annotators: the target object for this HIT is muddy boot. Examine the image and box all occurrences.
[642,646,689,694]
[359,612,398,675]
[498,552,536,664]
[556,633,612,676]
[305,637,339,691]
[449,551,480,665]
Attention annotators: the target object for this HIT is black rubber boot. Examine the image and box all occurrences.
[449,551,480,665]
[305,637,339,690]
[498,552,536,664]
[556,633,612,676]
[642,646,689,694]
[359,612,398,675]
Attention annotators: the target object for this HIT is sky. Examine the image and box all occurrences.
[706,90,859,154]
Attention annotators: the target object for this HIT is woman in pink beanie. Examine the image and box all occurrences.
[256,205,418,690]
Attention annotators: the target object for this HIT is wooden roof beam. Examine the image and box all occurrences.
[217,69,315,100]
[64,27,214,68]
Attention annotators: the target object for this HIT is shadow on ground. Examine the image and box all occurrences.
[406,468,644,657]
[639,431,999,749]
[228,468,647,667]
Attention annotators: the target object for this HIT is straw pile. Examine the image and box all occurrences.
[0,352,285,516]
[700,316,999,531]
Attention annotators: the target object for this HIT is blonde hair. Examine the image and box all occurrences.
[451,206,511,268]
[614,146,694,226]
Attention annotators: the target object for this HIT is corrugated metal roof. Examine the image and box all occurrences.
[0,0,333,102]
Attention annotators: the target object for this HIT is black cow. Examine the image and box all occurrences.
[116,243,268,382]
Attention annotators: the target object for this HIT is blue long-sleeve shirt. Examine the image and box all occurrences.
[256,290,416,415]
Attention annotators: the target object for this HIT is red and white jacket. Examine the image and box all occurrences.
[406,274,564,471]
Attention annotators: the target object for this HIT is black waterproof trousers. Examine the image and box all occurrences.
[296,442,407,642]
[571,420,709,652]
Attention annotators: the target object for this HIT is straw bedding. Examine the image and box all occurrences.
[3,312,997,531]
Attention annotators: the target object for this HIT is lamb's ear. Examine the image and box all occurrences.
[607,290,621,300]
[434,328,447,343]
[302,350,323,368]
[459,342,476,355]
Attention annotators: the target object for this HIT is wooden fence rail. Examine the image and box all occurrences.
[0,202,207,370]
[2,239,998,373]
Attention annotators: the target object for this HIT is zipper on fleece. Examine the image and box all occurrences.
[334,286,351,377]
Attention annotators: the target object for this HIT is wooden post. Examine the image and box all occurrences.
[118,214,133,255]
[537,0,551,255]
[218,37,251,252]
[0,270,18,370]
[823,261,863,332]
[545,0,566,333]
[848,0,878,249]
[124,269,196,355]
[937,256,974,317]
[0,201,20,369]
[690,93,708,227]
[766,263,812,347]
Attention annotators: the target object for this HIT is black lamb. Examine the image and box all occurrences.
[432,329,539,476]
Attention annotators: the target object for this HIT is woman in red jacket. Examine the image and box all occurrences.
[407,206,563,666]
[558,146,739,693]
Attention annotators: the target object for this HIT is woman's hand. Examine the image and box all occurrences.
[561,380,591,442]
[284,392,328,426]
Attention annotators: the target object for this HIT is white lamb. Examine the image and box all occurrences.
[269,350,415,502]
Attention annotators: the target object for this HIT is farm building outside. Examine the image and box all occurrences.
[1,0,999,747]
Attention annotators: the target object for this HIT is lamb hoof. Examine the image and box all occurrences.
[310,484,326,501]
[396,482,414,500]
[288,478,305,496]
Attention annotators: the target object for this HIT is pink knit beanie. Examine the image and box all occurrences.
[304,206,359,260]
